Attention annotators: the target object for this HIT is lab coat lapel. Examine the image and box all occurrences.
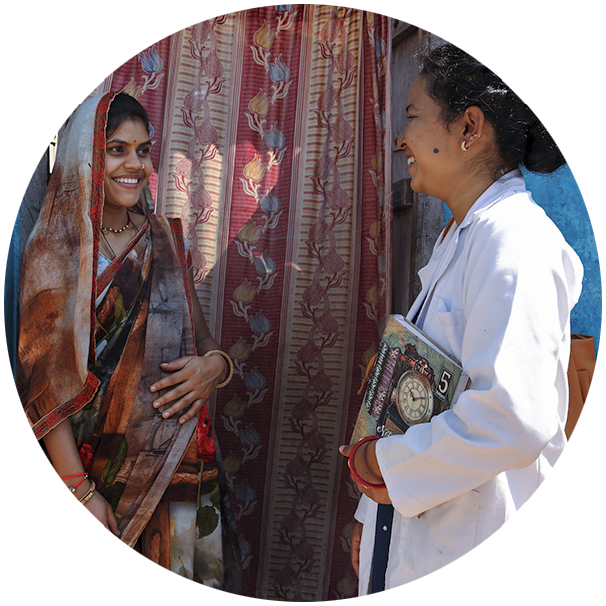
[406,224,461,324]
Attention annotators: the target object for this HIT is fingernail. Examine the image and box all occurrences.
[153,401,159,408]
[163,411,169,418]
[150,386,156,392]
[339,445,346,454]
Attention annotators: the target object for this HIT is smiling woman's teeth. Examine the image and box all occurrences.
[407,157,416,166]
[114,177,139,184]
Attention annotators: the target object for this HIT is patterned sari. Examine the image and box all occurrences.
[16,93,240,591]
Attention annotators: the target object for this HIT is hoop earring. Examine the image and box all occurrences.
[461,134,478,152]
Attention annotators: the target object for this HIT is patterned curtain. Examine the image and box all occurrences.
[93,4,392,600]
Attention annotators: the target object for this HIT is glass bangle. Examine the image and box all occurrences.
[347,435,387,490]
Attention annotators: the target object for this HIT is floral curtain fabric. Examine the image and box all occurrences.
[97,4,391,600]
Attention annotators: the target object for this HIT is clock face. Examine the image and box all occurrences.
[396,370,434,425]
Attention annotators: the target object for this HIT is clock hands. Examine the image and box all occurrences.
[407,387,426,402]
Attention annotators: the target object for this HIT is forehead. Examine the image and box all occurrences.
[107,118,149,141]
[406,78,436,110]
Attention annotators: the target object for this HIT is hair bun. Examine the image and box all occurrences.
[524,120,566,174]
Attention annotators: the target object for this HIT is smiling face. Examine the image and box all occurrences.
[103,118,152,211]
[397,78,465,200]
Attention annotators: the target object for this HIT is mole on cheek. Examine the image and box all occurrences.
[433,148,439,154]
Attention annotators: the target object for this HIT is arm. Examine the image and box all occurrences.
[42,419,120,535]
[374,213,582,518]
[150,267,230,423]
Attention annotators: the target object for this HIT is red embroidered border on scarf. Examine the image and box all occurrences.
[89,93,113,364]
[32,371,100,440]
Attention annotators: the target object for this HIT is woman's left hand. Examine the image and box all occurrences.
[339,441,392,505]
[150,354,225,424]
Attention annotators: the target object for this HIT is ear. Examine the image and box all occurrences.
[461,106,486,139]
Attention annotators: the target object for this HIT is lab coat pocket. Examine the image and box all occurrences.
[404,489,480,577]
[434,297,465,362]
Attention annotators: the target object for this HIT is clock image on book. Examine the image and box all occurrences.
[349,315,470,443]
[395,370,434,425]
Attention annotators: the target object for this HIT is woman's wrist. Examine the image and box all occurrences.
[348,436,386,490]
[361,439,384,483]
[203,350,234,388]
[64,476,94,501]
[61,471,89,498]
[206,350,227,380]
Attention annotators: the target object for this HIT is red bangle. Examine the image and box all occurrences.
[348,435,386,490]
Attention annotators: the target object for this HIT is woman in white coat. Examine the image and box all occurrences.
[339,43,584,594]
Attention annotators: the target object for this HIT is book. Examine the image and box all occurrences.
[350,314,470,443]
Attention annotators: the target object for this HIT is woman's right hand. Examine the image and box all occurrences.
[351,521,363,578]
[84,491,121,537]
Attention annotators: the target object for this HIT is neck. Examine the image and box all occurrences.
[443,172,496,225]
[102,205,129,229]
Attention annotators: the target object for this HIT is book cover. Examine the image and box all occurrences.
[350,314,470,443]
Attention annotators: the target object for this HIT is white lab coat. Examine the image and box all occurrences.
[355,170,584,594]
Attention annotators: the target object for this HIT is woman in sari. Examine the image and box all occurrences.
[17,92,241,591]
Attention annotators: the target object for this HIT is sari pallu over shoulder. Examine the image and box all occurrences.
[16,94,110,439]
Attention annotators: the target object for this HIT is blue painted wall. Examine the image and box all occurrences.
[443,165,602,352]
[523,165,601,351]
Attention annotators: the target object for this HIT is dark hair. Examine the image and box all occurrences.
[106,92,150,138]
[418,43,565,175]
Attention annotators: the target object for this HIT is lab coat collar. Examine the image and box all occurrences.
[458,169,527,230]
[407,170,528,324]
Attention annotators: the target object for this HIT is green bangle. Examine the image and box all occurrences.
[203,350,234,388]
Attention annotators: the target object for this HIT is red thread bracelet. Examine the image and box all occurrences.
[69,475,89,493]
[348,435,386,490]
[61,472,89,493]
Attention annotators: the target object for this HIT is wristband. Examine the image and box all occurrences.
[347,435,387,490]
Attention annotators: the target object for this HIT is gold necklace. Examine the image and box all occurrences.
[101,213,131,235]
